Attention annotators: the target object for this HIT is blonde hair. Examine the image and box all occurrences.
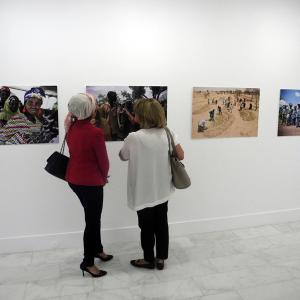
[134,98,166,129]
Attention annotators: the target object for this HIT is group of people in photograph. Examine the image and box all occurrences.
[0,86,58,144]
[198,92,258,133]
[92,91,139,141]
[278,104,300,127]
[90,87,168,141]
[64,93,184,277]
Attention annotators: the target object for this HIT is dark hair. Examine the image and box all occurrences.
[107,91,117,106]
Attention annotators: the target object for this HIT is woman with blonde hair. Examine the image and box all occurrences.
[65,93,113,278]
[119,98,184,270]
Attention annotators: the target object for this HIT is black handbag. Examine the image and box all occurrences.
[45,134,69,181]
[164,127,191,189]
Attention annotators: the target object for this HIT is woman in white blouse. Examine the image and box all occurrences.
[119,98,184,270]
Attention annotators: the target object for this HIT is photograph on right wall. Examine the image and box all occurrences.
[278,89,300,136]
[192,87,260,139]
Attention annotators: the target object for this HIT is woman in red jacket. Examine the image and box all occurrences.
[65,93,112,278]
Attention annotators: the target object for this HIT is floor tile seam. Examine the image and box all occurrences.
[196,276,298,298]
[235,276,297,292]
[127,277,205,296]
[235,288,249,300]
[265,236,300,247]
[235,277,300,297]
[207,262,272,273]
[190,263,294,281]
[197,289,244,300]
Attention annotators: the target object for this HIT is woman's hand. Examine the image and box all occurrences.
[175,144,184,160]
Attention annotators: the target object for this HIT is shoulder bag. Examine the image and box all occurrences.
[164,127,191,189]
[45,134,69,181]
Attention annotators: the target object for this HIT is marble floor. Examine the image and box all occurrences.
[2,221,300,300]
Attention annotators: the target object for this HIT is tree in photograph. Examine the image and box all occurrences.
[129,86,147,99]
[149,86,167,100]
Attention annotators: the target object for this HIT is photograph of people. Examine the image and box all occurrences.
[278,89,300,136]
[0,86,58,144]
[86,85,168,141]
[192,87,260,139]
[119,98,185,270]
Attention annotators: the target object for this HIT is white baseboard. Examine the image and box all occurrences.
[1,207,300,254]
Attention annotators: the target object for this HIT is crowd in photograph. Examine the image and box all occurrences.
[198,91,258,133]
[278,104,300,127]
[91,87,167,141]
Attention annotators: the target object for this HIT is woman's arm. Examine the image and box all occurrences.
[175,144,184,160]
[94,132,109,181]
[119,150,128,161]
[119,134,134,161]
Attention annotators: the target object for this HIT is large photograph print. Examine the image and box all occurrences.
[278,89,300,136]
[192,87,260,139]
[86,86,168,141]
[0,86,58,145]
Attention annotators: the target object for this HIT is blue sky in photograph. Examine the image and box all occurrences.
[280,89,300,105]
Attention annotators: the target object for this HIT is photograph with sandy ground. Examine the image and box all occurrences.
[278,89,300,136]
[192,87,260,139]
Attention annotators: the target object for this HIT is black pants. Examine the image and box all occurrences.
[69,183,104,266]
[137,201,169,263]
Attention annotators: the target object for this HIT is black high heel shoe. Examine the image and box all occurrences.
[95,253,113,262]
[156,259,164,270]
[80,262,107,278]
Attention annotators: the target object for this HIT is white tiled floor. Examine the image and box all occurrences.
[2,221,300,299]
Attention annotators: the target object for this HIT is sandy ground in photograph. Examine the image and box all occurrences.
[192,91,259,139]
[278,125,300,136]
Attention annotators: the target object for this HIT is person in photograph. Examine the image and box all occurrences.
[119,98,184,270]
[296,104,300,127]
[106,91,120,140]
[0,95,21,127]
[22,87,59,143]
[117,100,138,139]
[0,87,44,144]
[0,86,11,111]
[105,91,137,140]
[93,102,112,141]
[65,93,112,278]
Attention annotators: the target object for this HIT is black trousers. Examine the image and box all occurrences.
[69,183,104,266]
[137,201,169,263]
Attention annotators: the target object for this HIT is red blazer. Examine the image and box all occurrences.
[65,119,109,186]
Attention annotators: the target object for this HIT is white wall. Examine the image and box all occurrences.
[1,0,300,253]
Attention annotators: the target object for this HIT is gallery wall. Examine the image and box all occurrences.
[1,0,300,253]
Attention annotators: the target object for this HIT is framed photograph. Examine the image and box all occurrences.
[278,89,300,136]
[0,86,58,145]
[86,85,168,141]
[192,87,260,139]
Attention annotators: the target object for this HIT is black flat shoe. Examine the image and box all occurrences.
[80,262,107,278]
[130,259,155,269]
[156,259,164,270]
[95,253,113,262]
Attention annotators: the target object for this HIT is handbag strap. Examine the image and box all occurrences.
[164,127,176,157]
[60,120,74,154]
[60,133,67,154]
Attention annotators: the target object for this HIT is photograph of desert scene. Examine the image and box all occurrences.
[192,87,260,139]
[278,89,300,136]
